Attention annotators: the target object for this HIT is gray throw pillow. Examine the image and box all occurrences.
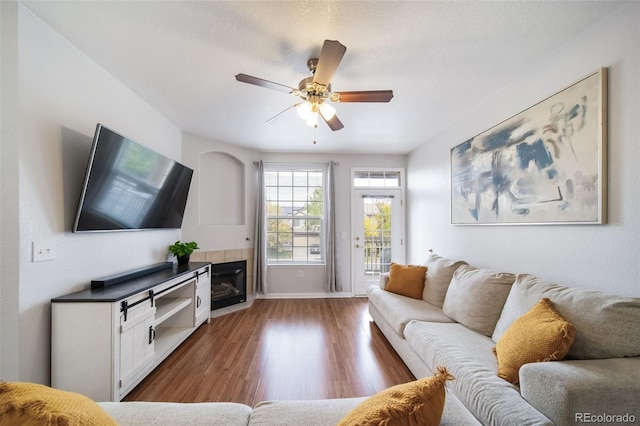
[423,253,467,308]
[442,265,516,337]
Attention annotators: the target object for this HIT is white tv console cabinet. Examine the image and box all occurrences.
[51,262,211,402]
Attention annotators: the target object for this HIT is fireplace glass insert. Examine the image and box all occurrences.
[210,260,247,310]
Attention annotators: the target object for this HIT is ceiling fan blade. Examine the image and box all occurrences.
[335,90,394,103]
[235,73,295,93]
[313,40,347,87]
[322,114,344,131]
[266,104,299,124]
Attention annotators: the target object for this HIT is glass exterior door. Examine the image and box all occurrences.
[353,190,403,295]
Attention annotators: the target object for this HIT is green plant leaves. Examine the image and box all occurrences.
[168,240,199,257]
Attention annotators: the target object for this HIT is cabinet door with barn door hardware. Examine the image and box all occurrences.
[119,298,156,392]
[195,266,211,325]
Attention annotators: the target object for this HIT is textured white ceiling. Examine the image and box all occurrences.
[24,1,623,154]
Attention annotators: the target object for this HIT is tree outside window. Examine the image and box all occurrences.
[265,169,324,264]
[363,199,393,273]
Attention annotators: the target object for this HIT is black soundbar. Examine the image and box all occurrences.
[91,262,174,289]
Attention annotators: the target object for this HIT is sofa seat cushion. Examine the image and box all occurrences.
[98,401,252,426]
[368,286,453,336]
[403,321,552,426]
[492,274,640,359]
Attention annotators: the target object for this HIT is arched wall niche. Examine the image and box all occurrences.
[199,151,245,225]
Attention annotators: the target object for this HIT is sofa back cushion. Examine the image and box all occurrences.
[492,274,640,359]
[442,265,516,337]
[422,253,467,308]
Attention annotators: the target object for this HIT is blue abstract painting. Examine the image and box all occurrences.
[451,68,607,224]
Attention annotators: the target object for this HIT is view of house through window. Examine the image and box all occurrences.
[265,168,324,264]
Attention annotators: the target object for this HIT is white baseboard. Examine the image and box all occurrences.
[209,292,357,318]
[257,292,352,299]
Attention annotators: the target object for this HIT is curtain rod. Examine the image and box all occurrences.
[253,161,339,166]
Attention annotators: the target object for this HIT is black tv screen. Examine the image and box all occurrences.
[73,124,193,232]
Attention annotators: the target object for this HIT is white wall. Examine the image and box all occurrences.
[13,5,184,384]
[183,134,407,296]
[407,2,640,297]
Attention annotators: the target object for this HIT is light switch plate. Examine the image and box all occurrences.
[32,240,56,262]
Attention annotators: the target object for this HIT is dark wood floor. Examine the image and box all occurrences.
[124,298,415,406]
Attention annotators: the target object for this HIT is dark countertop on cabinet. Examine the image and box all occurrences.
[51,262,210,303]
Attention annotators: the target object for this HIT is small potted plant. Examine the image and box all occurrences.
[168,240,199,266]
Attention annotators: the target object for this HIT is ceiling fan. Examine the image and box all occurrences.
[235,40,393,131]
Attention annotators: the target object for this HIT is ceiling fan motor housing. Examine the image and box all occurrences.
[297,57,335,100]
[307,58,319,74]
[297,76,331,100]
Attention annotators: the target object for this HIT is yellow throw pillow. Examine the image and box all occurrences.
[0,381,118,425]
[338,366,454,426]
[492,298,575,384]
[385,262,428,299]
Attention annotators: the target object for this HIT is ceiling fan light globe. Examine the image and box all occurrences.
[319,102,336,120]
[297,101,313,119]
[306,113,319,128]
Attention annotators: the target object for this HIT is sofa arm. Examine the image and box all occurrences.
[379,273,390,289]
[519,358,640,426]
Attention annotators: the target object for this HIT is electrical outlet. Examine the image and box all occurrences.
[32,240,56,262]
[298,270,304,278]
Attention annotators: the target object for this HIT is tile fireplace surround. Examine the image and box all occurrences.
[190,248,254,301]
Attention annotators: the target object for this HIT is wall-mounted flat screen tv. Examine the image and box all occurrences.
[73,124,193,232]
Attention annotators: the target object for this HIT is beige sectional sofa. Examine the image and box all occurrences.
[0,373,501,425]
[367,252,640,426]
